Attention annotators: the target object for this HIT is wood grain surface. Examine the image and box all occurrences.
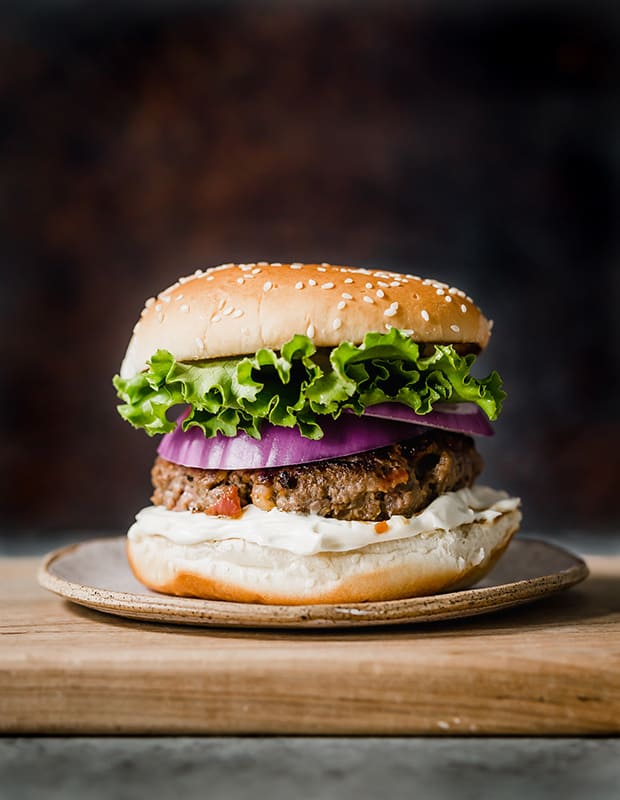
[1,555,619,734]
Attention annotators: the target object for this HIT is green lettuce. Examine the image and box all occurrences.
[113,328,505,440]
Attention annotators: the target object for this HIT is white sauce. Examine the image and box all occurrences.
[128,486,520,557]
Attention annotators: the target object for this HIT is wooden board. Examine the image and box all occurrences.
[1,554,619,734]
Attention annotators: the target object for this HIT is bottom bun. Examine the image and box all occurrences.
[127,508,522,605]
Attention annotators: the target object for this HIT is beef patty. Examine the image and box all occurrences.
[151,430,483,522]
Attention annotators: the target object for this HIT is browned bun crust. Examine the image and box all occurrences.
[126,509,520,605]
[120,263,491,378]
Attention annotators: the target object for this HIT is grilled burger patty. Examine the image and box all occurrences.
[151,430,483,522]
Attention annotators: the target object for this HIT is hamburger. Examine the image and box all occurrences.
[114,262,521,604]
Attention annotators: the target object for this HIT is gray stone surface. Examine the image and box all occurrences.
[1,738,620,800]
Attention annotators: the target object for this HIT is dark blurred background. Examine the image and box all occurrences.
[1,0,619,536]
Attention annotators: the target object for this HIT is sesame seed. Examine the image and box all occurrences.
[179,276,189,284]
[421,309,430,322]
[176,294,184,300]
[222,306,234,316]
[212,313,221,323]
[308,279,317,286]
[239,264,252,271]
[306,324,315,338]
[252,268,261,274]
[180,304,189,313]
[195,337,204,350]
[447,287,458,295]
[206,276,214,281]
[231,309,244,319]
[422,279,432,286]
[317,266,327,272]
[290,263,303,270]
[257,261,269,266]
[271,262,282,266]
[157,312,164,323]
[194,269,204,277]
[363,296,374,304]
[436,288,445,296]
[384,302,399,317]
[333,318,342,330]
[390,281,401,287]
[445,295,453,303]
[466,296,473,303]
[402,328,414,335]
[337,300,346,310]
[385,323,392,330]
[344,278,354,284]
[295,282,304,290]
[460,303,468,313]
[342,292,353,300]
[450,324,460,333]
[155,304,162,312]
[321,262,330,266]
[321,282,334,289]
[161,295,171,303]
[263,281,273,292]
[377,281,389,288]
[489,319,495,330]
[376,289,385,298]
[236,277,244,285]
[365,282,373,289]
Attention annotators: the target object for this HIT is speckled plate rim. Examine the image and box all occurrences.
[37,537,589,629]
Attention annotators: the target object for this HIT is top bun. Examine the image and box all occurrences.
[120,263,491,379]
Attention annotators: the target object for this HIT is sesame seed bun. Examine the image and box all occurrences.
[120,262,491,378]
[126,509,521,604]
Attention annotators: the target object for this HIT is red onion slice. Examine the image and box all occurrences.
[158,401,493,471]
[158,415,424,470]
[359,402,494,437]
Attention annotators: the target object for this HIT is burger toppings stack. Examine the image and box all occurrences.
[114,263,521,604]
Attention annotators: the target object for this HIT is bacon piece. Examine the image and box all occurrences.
[202,485,242,518]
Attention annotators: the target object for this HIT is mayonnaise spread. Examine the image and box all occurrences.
[128,486,520,556]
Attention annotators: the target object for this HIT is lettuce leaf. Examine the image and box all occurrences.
[113,328,505,439]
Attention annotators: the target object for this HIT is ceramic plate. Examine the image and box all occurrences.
[38,537,588,629]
